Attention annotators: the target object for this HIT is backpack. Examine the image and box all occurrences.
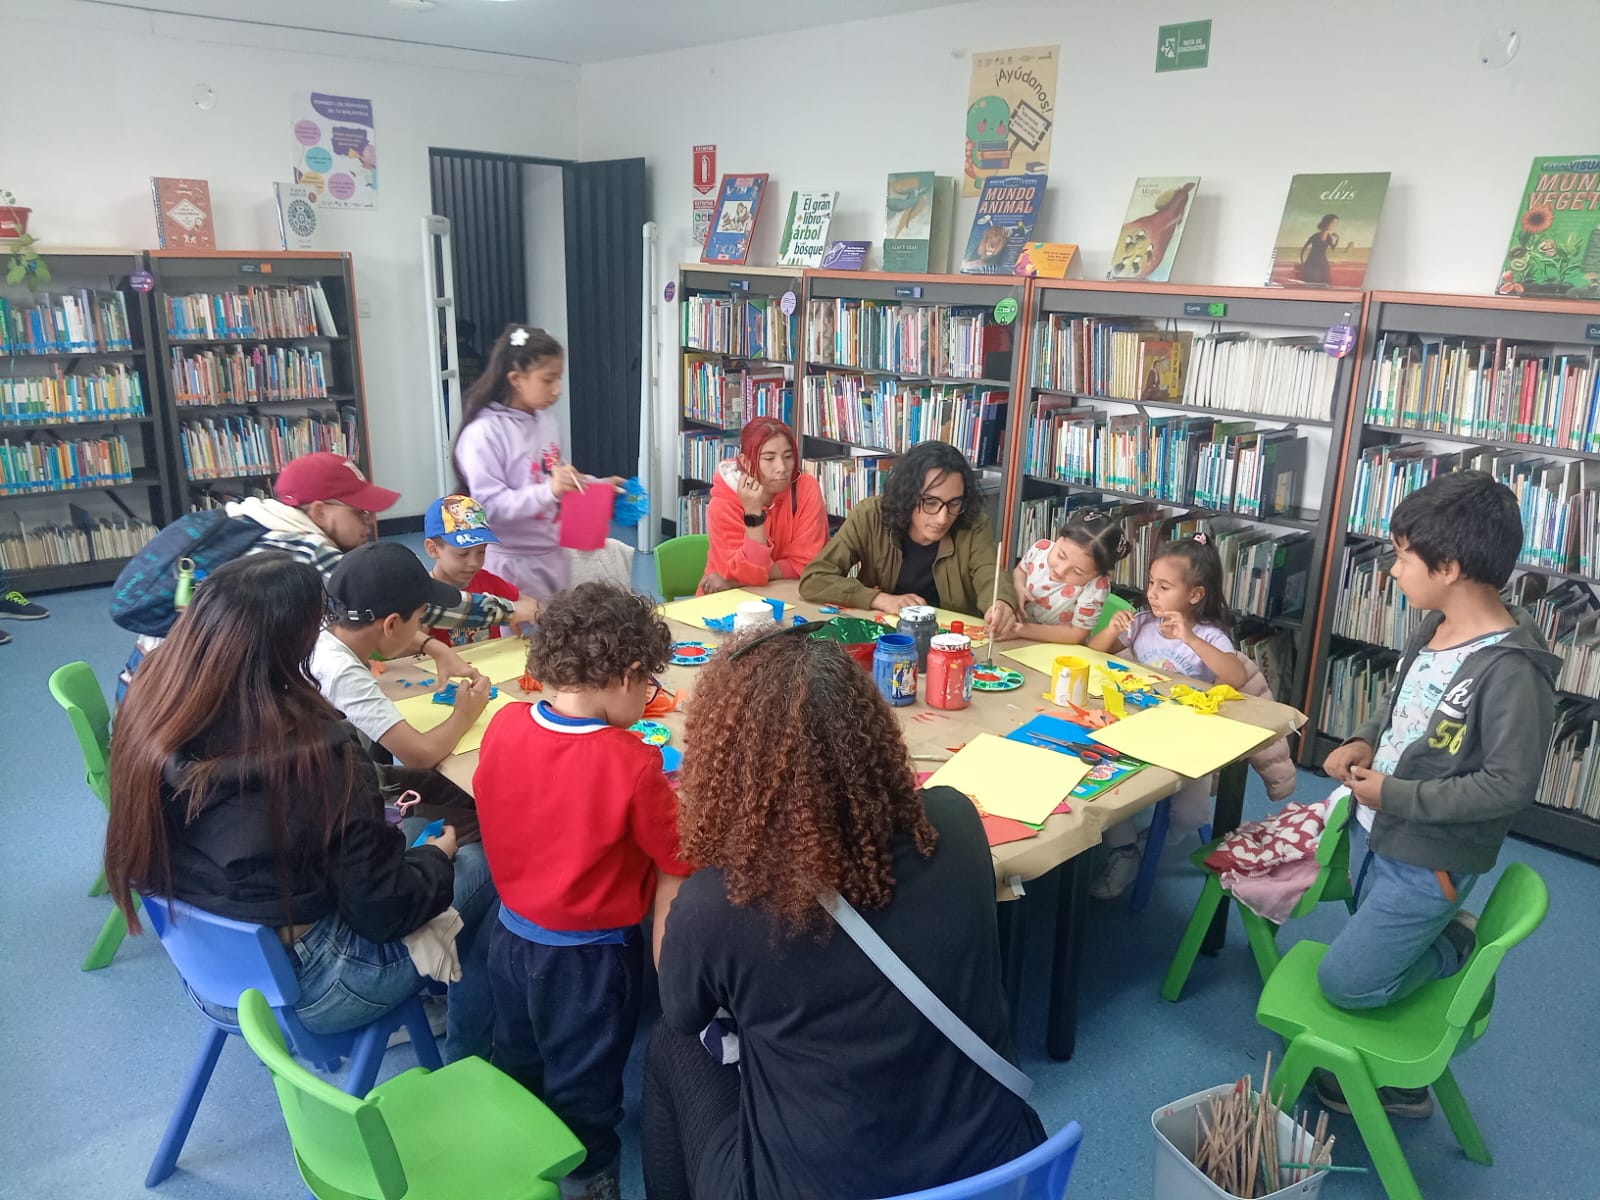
[110,509,269,636]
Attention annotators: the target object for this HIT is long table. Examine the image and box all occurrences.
[377,578,1305,1060]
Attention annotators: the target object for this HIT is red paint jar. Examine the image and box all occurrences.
[926,632,974,711]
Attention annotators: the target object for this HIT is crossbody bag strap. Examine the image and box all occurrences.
[817,887,1033,1101]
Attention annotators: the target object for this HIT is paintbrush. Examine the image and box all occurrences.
[984,556,1003,666]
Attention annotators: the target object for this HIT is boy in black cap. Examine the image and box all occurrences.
[310,541,495,770]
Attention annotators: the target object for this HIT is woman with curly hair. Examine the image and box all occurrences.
[642,627,1044,1200]
[798,439,1021,637]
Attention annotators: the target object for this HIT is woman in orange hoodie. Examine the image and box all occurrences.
[700,417,828,594]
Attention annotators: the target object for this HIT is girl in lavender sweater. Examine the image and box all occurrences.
[452,326,622,599]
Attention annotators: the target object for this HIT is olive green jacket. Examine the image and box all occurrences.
[798,496,1019,616]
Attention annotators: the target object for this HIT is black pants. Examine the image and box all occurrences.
[640,1021,742,1200]
[489,924,643,1180]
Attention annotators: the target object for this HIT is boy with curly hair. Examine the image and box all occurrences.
[474,582,692,1200]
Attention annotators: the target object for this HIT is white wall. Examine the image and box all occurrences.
[577,0,1600,512]
[1,0,579,518]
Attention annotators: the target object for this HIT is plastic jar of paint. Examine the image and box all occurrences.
[926,632,975,711]
[872,634,918,707]
[896,605,938,668]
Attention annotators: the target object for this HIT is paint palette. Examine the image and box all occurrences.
[669,640,713,666]
[972,667,1024,692]
[629,719,671,746]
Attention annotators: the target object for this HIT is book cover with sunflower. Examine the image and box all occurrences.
[1497,155,1600,299]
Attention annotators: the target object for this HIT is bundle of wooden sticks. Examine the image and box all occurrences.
[1193,1054,1335,1197]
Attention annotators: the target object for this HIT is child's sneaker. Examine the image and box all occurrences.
[1313,1069,1434,1119]
[561,1167,621,1200]
[0,628,11,646]
[1090,842,1142,900]
[0,589,48,620]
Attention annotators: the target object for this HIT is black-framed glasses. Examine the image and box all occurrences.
[728,619,832,662]
[917,493,966,516]
[645,675,665,706]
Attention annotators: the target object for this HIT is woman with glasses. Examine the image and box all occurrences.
[798,441,1021,636]
[642,627,1044,1200]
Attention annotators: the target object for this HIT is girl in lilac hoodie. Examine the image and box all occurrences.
[452,326,621,599]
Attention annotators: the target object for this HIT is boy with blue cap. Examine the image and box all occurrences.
[425,494,521,647]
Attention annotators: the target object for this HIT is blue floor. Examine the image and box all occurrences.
[4,537,1598,1199]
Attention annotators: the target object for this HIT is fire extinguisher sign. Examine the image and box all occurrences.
[693,145,717,195]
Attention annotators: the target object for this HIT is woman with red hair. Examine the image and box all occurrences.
[699,417,827,594]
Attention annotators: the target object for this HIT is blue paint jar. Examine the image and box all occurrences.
[872,633,918,707]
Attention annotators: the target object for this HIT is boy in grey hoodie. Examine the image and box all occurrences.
[1317,471,1558,1117]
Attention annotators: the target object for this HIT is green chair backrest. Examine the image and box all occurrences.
[1289,792,1353,918]
[237,988,409,1200]
[1442,861,1548,1031]
[655,534,710,601]
[49,662,113,809]
[1090,592,1134,638]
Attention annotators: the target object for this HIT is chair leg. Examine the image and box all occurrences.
[1433,1066,1492,1166]
[89,867,108,897]
[1160,874,1224,1002]
[146,1025,229,1187]
[81,906,130,972]
[1266,1039,1318,1109]
[1340,1068,1425,1200]
[1239,910,1284,985]
[343,1027,390,1096]
[405,1003,443,1072]
[1129,797,1170,914]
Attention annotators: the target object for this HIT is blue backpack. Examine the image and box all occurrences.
[110,509,269,636]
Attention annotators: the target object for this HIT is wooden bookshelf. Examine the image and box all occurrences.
[1010,279,1365,716]
[145,251,372,513]
[671,263,802,537]
[0,251,175,591]
[1305,291,1600,861]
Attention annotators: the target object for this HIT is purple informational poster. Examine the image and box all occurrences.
[821,240,871,270]
[293,92,377,210]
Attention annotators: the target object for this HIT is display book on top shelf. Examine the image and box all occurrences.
[801,270,1022,531]
[1007,280,1364,720]
[0,251,176,591]
[673,264,801,537]
[1307,291,1600,862]
[144,251,371,512]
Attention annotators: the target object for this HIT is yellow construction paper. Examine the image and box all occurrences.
[659,589,765,629]
[455,636,531,683]
[1170,683,1246,715]
[923,733,1089,826]
[998,641,1168,695]
[1089,704,1274,779]
[394,691,521,753]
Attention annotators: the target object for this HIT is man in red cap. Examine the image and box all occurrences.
[117,453,541,699]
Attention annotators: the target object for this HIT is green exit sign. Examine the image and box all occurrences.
[1157,19,1211,72]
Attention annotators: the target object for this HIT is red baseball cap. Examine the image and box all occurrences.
[274,453,400,512]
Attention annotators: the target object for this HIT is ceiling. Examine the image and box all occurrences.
[92,0,964,64]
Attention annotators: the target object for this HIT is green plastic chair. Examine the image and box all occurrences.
[1088,591,1133,638]
[655,533,710,601]
[1162,793,1353,1002]
[236,987,587,1199]
[48,661,139,971]
[1256,861,1549,1200]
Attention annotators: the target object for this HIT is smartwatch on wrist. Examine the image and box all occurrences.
[743,513,766,528]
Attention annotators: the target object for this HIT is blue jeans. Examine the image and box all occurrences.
[1316,820,1478,1010]
[291,840,498,1062]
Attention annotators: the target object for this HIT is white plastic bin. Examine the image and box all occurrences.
[1152,1084,1329,1200]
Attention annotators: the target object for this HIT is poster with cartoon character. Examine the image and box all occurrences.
[963,46,1059,198]
[292,92,378,210]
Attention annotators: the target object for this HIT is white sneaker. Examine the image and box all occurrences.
[1090,844,1142,899]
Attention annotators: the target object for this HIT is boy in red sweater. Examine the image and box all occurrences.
[474,582,690,1200]
[423,494,521,647]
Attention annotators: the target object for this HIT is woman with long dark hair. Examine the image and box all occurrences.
[642,627,1044,1199]
[699,416,827,594]
[452,324,623,599]
[799,440,1020,635]
[104,553,497,1060]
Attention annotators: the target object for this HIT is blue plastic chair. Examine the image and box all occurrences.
[140,895,442,1188]
[875,1121,1083,1199]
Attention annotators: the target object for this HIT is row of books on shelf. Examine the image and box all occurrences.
[1319,644,1395,742]
[171,345,330,406]
[1538,697,1600,822]
[163,282,339,341]
[0,290,134,355]
[679,431,735,484]
[677,490,710,536]
[1025,400,1306,518]
[802,455,895,517]
[179,411,354,482]
[0,507,159,573]
[1238,626,1297,705]
[804,299,1004,381]
[1365,332,1600,451]
[1,365,146,425]
[802,373,1007,466]
[681,294,795,362]
[0,434,135,494]
[681,358,791,428]
[1029,317,1340,422]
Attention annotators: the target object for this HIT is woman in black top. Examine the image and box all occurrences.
[644,626,1044,1200]
[105,554,497,1060]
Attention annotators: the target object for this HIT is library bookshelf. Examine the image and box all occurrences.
[146,251,372,514]
[1010,279,1365,715]
[1305,290,1600,860]
[0,251,176,591]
